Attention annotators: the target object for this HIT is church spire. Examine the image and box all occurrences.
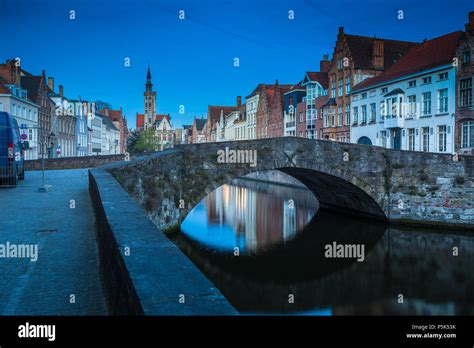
[144,63,157,129]
[146,63,153,92]
[147,63,151,82]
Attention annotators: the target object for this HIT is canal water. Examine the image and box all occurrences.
[175,177,474,315]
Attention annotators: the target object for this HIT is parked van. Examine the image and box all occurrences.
[0,111,25,187]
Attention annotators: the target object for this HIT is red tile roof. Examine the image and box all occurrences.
[305,72,329,89]
[136,113,170,129]
[208,105,237,123]
[286,80,305,93]
[246,83,292,99]
[109,109,123,122]
[156,114,170,122]
[136,113,144,128]
[353,31,463,92]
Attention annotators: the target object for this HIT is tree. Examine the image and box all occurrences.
[95,100,112,111]
[130,128,161,153]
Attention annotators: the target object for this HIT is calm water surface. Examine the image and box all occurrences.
[176,178,474,315]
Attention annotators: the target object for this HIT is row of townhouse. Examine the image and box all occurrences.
[0,60,128,159]
[185,11,474,156]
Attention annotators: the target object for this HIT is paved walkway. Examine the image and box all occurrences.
[0,169,107,315]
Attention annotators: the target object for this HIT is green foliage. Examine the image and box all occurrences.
[131,129,161,153]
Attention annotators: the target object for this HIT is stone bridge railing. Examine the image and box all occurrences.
[106,138,474,229]
[25,154,125,171]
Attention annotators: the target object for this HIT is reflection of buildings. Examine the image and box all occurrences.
[205,180,317,253]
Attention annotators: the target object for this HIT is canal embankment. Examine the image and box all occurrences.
[88,167,237,315]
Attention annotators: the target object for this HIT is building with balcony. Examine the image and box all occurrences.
[350,31,461,153]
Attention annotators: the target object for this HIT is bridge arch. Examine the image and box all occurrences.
[108,137,473,230]
[276,167,386,220]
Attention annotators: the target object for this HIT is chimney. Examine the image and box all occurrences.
[275,79,279,87]
[466,11,474,32]
[320,54,330,73]
[236,96,242,109]
[59,85,64,97]
[338,27,344,36]
[48,77,54,92]
[372,39,384,69]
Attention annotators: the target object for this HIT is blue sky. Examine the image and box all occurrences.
[1,0,472,129]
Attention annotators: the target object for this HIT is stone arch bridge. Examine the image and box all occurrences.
[107,137,474,229]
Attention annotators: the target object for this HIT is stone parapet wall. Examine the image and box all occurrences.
[25,155,125,171]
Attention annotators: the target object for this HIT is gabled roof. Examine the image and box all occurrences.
[246,83,293,99]
[136,113,170,129]
[194,118,206,131]
[156,114,170,122]
[208,105,236,124]
[285,80,305,94]
[303,72,329,89]
[353,31,463,92]
[344,34,418,70]
[20,75,42,103]
[109,109,124,123]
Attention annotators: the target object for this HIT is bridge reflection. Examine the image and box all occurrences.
[175,179,474,314]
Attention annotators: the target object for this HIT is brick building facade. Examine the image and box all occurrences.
[455,11,474,154]
[322,27,417,142]
[204,97,241,142]
[21,70,56,157]
[255,81,292,139]
[296,100,306,138]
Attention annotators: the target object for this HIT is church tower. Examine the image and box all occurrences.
[144,64,157,129]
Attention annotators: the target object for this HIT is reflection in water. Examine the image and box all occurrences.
[181,179,318,254]
[176,179,474,315]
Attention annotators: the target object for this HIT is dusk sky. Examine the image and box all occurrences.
[2,0,472,129]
